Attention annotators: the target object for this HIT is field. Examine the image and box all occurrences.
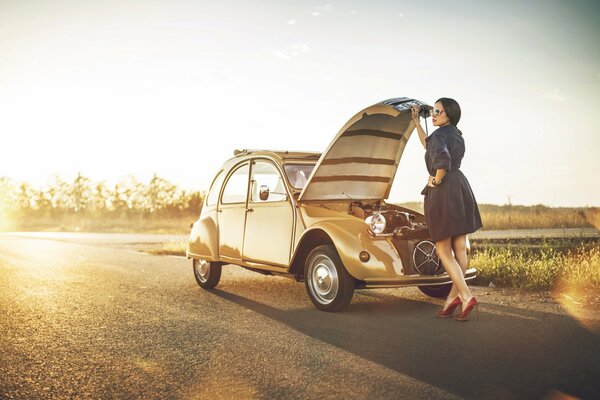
[3,204,600,233]
[399,203,600,231]
[8,214,193,234]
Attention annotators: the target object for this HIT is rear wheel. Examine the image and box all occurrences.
[419,283,452,298]
[193,259,222,289]
[304,245,354,312]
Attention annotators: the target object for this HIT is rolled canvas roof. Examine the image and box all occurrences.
[298,97,429,202]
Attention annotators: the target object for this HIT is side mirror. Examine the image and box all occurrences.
[259,185,270,201]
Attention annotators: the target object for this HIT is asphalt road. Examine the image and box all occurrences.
[1,234,599,399]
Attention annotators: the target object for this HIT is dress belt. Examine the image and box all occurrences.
[422,168,460,195]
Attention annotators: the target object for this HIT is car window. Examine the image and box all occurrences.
[251,161,287,203]
[221,163,249,204]
[284,164,315,189]
[206,170,224,206]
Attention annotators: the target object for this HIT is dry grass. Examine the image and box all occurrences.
[398,203,598,230]
[143,240,187,256]
[12,216,194,234]
[479,205,591,230]
[585,207,600,229]
[4,205,599,233]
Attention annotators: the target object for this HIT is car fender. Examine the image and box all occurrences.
[294,219,405,281]
[187,208,219,261]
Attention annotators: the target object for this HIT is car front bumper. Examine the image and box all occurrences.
[362,268,477,288]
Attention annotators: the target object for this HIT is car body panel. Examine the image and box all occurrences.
[187,208,219,261]
[298,204,411,280]
[218,204,246,260]
[243,197,295,267]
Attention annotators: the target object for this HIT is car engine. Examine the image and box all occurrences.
[350,202,441,276]
[351,202,429,240]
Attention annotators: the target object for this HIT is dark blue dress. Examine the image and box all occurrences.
[421,125,483,241]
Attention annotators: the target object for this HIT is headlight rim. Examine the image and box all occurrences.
[365,213,386,235]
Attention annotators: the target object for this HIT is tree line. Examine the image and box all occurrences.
[0,174,205,219]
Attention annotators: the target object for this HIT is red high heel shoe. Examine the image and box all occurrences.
[456,297,479,321]
[436,296,462,318]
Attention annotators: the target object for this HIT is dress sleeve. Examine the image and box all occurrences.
[428,133,451,171]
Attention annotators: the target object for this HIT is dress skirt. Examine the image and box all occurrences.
[422,169,483,242]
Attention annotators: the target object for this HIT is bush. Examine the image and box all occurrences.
[471,244,600,290]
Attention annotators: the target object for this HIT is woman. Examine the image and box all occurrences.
[411,98,483,321]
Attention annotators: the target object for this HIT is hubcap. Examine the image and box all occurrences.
[413,240,442,275]
[308,254,339,305]
[195,259,210,283]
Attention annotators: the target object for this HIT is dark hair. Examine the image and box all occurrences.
[435,97,461,126]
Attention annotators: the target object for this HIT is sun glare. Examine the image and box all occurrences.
[0,208,15,232]
[552,280,600,334]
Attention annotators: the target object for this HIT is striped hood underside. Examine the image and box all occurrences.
[298,97,429,202]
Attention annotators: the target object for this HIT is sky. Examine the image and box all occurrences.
[1,0,599,206]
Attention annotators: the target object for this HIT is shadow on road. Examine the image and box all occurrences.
[211,288,600,399]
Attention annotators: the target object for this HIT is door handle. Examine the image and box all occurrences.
[217,208,223,213]
[246,208,254,213]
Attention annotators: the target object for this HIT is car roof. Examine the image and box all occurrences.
[231,149,321,163]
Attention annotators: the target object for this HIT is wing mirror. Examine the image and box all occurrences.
[259,185,270,201]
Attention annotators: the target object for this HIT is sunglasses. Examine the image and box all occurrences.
[431,108,444,117]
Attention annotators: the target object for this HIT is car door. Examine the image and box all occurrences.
[218,162,250,261]
[242,159,294,267]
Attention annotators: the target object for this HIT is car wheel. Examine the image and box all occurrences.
[193,259,222,289]
[304,244,354,312]
[418,283,452,298]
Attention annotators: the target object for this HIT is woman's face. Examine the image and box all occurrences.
[431,101,450,127]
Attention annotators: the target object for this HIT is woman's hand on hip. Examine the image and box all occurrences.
[427,175,436,187]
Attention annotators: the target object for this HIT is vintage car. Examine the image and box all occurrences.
[187,97,476,311]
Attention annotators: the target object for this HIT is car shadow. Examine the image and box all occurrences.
[210,287,600,399]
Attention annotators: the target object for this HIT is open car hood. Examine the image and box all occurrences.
[298,97,429,202]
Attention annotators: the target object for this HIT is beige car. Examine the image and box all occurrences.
[187,97,476,311]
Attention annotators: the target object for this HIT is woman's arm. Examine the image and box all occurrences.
[427,131,451,186]
[410,106,428,149]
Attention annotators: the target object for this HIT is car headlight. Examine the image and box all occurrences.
[365,213,386,235]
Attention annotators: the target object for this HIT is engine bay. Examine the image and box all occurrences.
[350,201,439,275]
[350,201,429,240]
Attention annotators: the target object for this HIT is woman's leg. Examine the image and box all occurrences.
[442,235,469,308]
[452,234,468,272]
[436,237,473,305]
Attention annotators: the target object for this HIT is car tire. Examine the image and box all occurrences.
[193,259,222,289]
[418,283,452,298]
[304,244,354,312]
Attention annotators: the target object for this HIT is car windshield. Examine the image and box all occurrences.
[284,163,315,189]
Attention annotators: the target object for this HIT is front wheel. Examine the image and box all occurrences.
[304,245,355,312]
[419,283,452,298]
[193,259,222,289]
